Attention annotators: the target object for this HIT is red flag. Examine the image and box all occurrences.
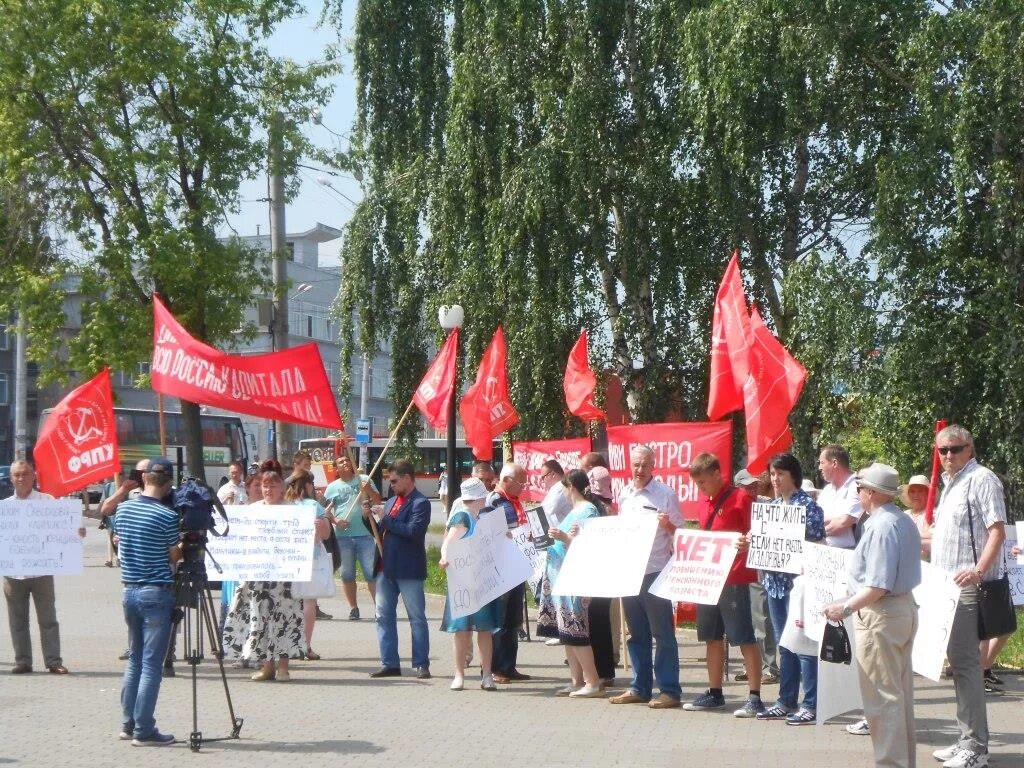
[151,295,342,429]
[743,306,807,475]
[413,328,459,431]
[34,368,120,497]
[564,328,605,421]
[708,251,751,420]
[459,326,519,461]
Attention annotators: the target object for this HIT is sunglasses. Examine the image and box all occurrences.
[937,444,967,456]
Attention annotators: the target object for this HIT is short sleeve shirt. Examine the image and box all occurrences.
[617,478,685,574]
[931,459,1007,579]
[819,474,863,549]
[847,504,922,595]
[325,474,376,538]
[698,485,757,585]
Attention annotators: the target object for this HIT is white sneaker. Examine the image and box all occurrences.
[846,719,870,735]
[569,684,606,698]
[555,683,582,696]
[545,638,563,646]
[933,746,961,762]
[941,750,988,768]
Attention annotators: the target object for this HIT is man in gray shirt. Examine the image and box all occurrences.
[825,463,921,768]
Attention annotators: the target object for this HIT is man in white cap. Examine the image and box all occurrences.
[824,463,921,768]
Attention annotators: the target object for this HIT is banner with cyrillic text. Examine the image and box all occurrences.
[151,295,343,430]
[1004,527,1024,606]
[606,422,731,520]
[512,523,546,587]
[551,515,659,598]
[203,505,316,581]
[512,438,591,503]
[0,499,83,576]
[650,530,739,605]
[446,510,534,620]
[745,502,806,574]
[912,561,959,681]
[800,543,853,643]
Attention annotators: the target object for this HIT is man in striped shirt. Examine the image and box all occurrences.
[112,457,182,747]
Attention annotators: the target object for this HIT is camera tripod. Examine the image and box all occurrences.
[174,556,244,752]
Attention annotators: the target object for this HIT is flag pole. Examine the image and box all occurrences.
[925,419,948,526]
[158,392,167,455]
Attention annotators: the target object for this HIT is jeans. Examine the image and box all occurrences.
[338,535,377,582]
[3,576,62,667]
[766,591,817,711]
[621,572,681,700]
[375,575,429,669]
[121,585,175,738]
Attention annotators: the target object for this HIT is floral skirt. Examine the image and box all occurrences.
[222,581,306,662]
[536,572,591,646]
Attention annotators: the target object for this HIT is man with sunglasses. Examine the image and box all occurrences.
[930,425,1006,768]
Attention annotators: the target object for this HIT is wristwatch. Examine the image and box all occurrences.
[841,603,854,619]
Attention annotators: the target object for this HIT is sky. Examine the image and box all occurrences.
[218,3,361,267]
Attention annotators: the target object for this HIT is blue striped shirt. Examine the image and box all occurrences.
[113,496,180,584]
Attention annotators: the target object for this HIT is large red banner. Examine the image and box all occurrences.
[150,296,343,430]
[607,422,732,520]
[35,368,120,497]
[512,437,592,502]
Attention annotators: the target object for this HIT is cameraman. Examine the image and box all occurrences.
[112,457,183,747]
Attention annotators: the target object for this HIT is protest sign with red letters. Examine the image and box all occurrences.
[512,437,591,503]
[606,422,732,520]
[650,529,740,605]
[151,295,343,430]
[34,368,120,498]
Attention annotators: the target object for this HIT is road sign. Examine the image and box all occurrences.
[355,418,371,444]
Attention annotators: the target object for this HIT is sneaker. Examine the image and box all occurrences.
[348,607,360,621]
[683,690,726,711]
[846,718,870,735]
[785,708,816,726]
[734,696,766,718]
[569,684,606,698]
[315,607,332,620]
[983,680,1003,694]
[131,732,175,747]
[544,638,563,646]
[983,670,1003,686]
[734,670,749,682]
[941,749,988,768]
[756,703,792,721]
[480,676,498,691]
[118,730,133,741]
[933,745,961,762]
[761,670,780,684]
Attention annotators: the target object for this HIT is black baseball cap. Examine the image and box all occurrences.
[145,457,174,475]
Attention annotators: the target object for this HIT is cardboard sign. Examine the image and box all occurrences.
[606,422,731,520]
[551,515,659,598]
[912,561,960,682]
[446,510,534,619]
[203,504,316,581]
[1004,527,1024,606]
[511,523,546,588]
[800,543,853,643]
[512,438,590,503]
[0,499,83,576]
[745,502,806,574]
[650,530,739,605]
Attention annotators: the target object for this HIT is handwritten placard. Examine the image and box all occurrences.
[512,524,545,588]
[446,510,533,620]
[912,561,960,681]
[0,499,83,576]
[745,502,806,574]
[204,504,315,581]
[1005,527,1024,606]
[551,515,659,598]
[650,530,739,605]
[800,543,853,643]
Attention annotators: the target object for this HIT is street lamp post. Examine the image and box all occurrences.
[268,282,313,461]
[438,305,463,509]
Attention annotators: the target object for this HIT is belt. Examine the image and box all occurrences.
[122,582,173,588]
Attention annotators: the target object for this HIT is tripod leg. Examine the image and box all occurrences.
[201,587,243,738]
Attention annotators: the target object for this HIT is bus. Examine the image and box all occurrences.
[298,436,501,498]
[40,406,250,488]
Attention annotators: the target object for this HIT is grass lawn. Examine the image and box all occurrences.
[997,609,1024,669]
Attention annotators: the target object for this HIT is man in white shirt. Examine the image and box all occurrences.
[216,461,249,506]
[818,444,862,549]
[2,460,68,674]
[538,459,572,525]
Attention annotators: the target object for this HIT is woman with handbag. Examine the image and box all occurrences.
[222,468,308,682]
[286,470,333,661]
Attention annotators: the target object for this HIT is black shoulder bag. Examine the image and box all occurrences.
[966,484,1017,640]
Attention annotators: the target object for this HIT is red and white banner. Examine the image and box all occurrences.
[34,368,120,497]
[512,437,591,503]
[151,295,343,430]
[650,530,740,605]
[607,422,732,520]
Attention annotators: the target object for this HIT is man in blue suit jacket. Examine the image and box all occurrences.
[369,459,432,679]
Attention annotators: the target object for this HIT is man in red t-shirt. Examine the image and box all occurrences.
[682,453,765,718]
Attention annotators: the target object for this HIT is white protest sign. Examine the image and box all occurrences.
[0,499,83,576]
[912,560,960,681]
[1014,522,1024,566]
[1004,527,1024,606]
[512,524,545,588]
[746,502,806,574]
[650,530,739,605]
[801,543,853,643]
[204,504,315,581]
[446,510,533,620]
[551,515,659,598]
[816,616,862,725]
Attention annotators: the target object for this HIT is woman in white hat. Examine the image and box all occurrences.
[900,474,932,559]
[438,477,504,691]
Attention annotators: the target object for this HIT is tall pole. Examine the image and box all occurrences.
[269,109,290,463]
[438,305,464,509]
[359,350,370,469]
[13,308,27,460]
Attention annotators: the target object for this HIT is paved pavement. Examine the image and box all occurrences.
[1,520,1022,767]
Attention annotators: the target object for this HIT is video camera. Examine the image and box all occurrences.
[172,477,229,607]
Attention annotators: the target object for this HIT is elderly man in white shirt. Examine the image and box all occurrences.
[929,425,1006,768]
[818,444,863,549]
[538,459,573,525]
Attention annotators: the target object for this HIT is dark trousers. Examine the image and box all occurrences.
[588,597,615,680]
[492,582,525,675]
